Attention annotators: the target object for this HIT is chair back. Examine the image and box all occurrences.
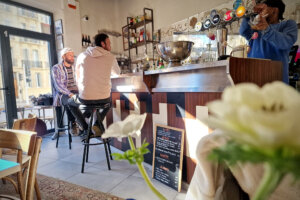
[12,117,37,132]
[0,129,36,154]
[26,136,42,200]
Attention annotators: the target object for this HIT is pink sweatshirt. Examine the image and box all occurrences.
[76,46,120,100]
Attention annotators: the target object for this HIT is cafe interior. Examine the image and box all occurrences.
[0,0,300,199]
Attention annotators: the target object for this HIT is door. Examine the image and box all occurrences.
[0,1,57,128]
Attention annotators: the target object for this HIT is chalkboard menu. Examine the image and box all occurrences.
[152,124,184,192]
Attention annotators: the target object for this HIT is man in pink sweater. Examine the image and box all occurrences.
[68,33,120,135]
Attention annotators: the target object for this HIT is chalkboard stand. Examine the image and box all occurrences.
[152,124,184,192]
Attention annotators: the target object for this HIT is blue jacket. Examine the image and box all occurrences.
[240,18,298,83]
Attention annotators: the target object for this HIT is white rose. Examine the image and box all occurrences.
[206,81,300,152]
[102,113,147,138]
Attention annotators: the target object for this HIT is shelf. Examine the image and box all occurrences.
[129,40,158,49]
[129,19,152,29]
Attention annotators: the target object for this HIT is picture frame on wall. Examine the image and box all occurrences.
[55,19,63,35]
[56,35,64,50]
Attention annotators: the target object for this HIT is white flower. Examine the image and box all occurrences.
[102,113,147,138]
[206,81,300,151]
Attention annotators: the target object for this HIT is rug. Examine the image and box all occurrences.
[0,174,124,200]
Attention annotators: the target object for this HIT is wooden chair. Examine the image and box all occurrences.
[1,117,41,200]
[0,129,37,200]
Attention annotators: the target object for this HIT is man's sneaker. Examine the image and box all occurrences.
[51,132,58,140]
[70,122,79,136]
[92,125,103,137]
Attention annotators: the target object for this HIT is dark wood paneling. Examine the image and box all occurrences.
[129,93,139,110]
[111,92,120,108]
[152,93,167,114]
[229,57,282,87]
[185,156,197,183]
[185,92,222,119]
[120,100,129,120]
[141,113,154,165]
[167,104,185,130]
[167,103,186,156]
[106,109,113,127]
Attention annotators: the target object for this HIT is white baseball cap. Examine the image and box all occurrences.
[60,47,73,58]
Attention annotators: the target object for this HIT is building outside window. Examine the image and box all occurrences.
[36,73,42,87]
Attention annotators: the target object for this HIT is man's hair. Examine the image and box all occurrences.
[94,33,109,47]
[263,0,285,20]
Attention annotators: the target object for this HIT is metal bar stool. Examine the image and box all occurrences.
[55,106,72,149]
[80,102,112,173]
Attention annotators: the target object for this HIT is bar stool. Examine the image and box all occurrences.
[56,106,72,149]
[80,102,113,173]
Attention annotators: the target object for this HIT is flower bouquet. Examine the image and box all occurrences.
[102,113,167,200]
[205,81,300,200]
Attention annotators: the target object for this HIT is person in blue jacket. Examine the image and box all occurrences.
[240,0,298,83]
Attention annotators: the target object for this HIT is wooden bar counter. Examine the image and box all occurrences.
[105,57,282,184]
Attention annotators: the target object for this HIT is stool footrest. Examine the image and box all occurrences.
[83,142,105,146]
[57,127,69,130]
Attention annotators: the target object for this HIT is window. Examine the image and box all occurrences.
[36,73,41,87]
[32,50,41,67]
[0,2,51,34]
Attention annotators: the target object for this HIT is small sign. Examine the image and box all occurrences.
[54,19,63,35]
[152,124,184,192]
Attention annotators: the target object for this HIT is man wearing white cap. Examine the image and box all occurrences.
[51,47,78,139]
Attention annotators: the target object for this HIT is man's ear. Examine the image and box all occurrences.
[273,7,279,16]
[101,41,105,48]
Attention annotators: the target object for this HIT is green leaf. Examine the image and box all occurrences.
[111,140,150,165]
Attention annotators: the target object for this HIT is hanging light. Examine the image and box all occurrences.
[224,10,234,21]
[236,5,246,18]
[203,18,212,29]
[194,22,203,31]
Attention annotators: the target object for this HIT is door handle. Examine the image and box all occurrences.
[0,87,8,90]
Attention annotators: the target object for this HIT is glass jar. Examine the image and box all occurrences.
[202,44,216,62]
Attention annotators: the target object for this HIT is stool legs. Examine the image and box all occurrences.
[56,107,72,149]
[103,139,111,170]
[56,108,65,148]
[86,112,94,163]
[81,108,112,173]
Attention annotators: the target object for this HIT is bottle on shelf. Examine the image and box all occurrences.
[130,17,134,25]
[87,35,91,46]
[139,28,144,42]
[81,35,83,47]
[83,35,88,47]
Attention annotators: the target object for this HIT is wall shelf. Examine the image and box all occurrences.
[129,19,152,29]
[122,8,159,70]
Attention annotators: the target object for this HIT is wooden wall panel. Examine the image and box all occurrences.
[229,57,282,87]
[111,92,120,108]
[185,92,222,119]
[152,93,167,114]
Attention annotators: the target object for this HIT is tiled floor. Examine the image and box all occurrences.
[38,134,187,200]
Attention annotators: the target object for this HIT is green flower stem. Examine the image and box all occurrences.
[128,136,167,200]
[252,163,284,200]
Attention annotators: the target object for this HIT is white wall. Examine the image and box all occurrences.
[12,0,82,58]
[12,0,300,55]
[116,0,231,31]
[78,0,120,53]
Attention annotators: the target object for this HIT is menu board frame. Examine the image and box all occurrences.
[152,124,184,192]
